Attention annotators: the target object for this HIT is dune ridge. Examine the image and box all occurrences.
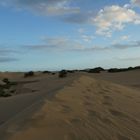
[7,76,140,140]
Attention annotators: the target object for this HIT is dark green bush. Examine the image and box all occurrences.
[67,70,75,73]
[2,78,10,84]
[88,67,105,73]
[108,68,129,73]
[59,70,67,78]
[0,88,11,97]
[108,66,140,73]
[24,71,34,78]
[42,71,51,74]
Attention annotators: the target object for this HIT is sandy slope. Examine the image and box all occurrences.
[7,76,140,140]
[0,73,77,139]
[86,70,140,90]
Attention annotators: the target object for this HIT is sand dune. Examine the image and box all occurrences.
[86,69,140,90]
[6,76,140,140]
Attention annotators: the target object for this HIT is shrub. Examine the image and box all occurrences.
[24,71,34,78]
[59,70,67,78]
[108,66,140,73]
[134,66,140,70]
[108,68,128,73]
[0,88,11,97]
[0,88,5,97]
[0,78,16,98]
[2,78,10,84]
[1,93,11,97]
[67,70,75,73]
[42,71,51,74]
[88,67,105,73]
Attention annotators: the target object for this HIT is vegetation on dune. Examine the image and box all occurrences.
[67,70,75,73]
[0,78,13,97]
[24,71,34,78]
[59,70,67,78]
[0,78,18,97]
[51,73,56,75]
[0,90,11,97]
[108,66,140,73]
[2,78,10,84]
[42,71,51,74]
[88,67,105,73]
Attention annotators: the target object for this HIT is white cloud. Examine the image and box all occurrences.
[26,36,85,51]
[121,35,130,41]
[0,46,19,62]
[117,56,140,61]
[0,57,18,62]
[112,35,130,45]
[78,28,86,34]
[0,0,80,16]
[131,0,140,7]
[91,5,140,37]
[81,35,94,42]
[25,36,140,52]
[112,40,140,49]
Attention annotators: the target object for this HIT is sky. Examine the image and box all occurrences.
[0,0,140,71]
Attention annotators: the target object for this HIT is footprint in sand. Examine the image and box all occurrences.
[125,95,133,99]
[99,91,105,95]
[87,88,91,92]
[117,133,131,140]
[102,96,113,106]
[102,89,110,93]
[87,109,101,120]
[100,117,114,126]
[70,118,88,128]
[84,101,92,106]
[70,118,81,124]
[109,109,127,118]
[64,132,77,140]
[104,95,112,100]
[84,95,90,100]
[60,105,72,113]
[109,109,140,126]
[102,101,112,106]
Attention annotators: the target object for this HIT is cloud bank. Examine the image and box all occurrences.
[0,0,80,16]
[25,36,140,52]
[0,57,18,63]
[0,47,19,62]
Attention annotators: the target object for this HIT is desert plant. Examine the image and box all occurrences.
[2,78,10,84]
[1,93,11,97]
[134,66,140,70]
[51,73,56,75]
[108,68,128,73]
[59,70,67,78]
[42,71,51,74]
[67,70,75,73]
[24,71,34,78]
[88,67,105,73]
[0,87,11,97]
[0,88,5,96]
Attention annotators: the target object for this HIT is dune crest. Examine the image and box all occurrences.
[8,76,140,140]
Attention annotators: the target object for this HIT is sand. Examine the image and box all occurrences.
[4,75,140,140]
[86,69,140,90]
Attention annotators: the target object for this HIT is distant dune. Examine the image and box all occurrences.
[6,76,140,140]
[86,69,140,90]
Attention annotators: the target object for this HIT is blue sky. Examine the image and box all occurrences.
[0,0,140,71]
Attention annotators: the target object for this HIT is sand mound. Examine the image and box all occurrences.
[8,76,140,140]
